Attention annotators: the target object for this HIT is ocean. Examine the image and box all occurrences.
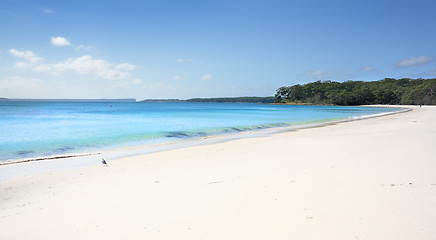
[0,101,402,162]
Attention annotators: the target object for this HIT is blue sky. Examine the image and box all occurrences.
[1,0,435,99]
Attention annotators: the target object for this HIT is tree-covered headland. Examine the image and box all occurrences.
[275,78,436,105]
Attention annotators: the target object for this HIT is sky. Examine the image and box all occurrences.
[1,0,436,100]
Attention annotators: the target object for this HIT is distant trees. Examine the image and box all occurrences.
[274,78,436,105]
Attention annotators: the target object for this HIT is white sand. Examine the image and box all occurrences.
[1,106,435,240]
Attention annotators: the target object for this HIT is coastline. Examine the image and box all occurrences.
[1,105,435,239]
[0,105,407,179]
[1,103,397,164]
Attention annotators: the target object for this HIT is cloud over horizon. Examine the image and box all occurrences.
[9,49,136,80]
[8,49,43,63]
[396,56,432,67]
[51,37,71,46]
[52,55,135,79]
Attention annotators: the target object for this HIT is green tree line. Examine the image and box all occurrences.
[275,78,436,105]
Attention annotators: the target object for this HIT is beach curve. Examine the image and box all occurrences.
[0,105,435,240]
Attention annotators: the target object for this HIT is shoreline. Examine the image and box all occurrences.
[0,106,408,180]
[1,106,435,239]
[0,103,404,165]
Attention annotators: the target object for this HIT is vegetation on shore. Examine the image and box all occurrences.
[275,78,436,105]
[4,78,435,106]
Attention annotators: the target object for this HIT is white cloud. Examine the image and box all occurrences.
[397,56,432,67]
[9,49,136,80]
[9,49,43,63]
[51,55,135,79]
[199,74,213,81]
[115,63,136,71]
[173,75,181,81]
[52,56,105,73]
[359,66,374,72]
[51,36,71,46]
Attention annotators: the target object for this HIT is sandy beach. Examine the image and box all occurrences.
[1,106,435,240]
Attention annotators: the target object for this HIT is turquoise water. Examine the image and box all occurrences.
[0,101,401,161]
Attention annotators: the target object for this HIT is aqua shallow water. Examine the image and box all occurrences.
[0,101,401,161]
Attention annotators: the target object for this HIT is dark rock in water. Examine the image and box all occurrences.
[56,146,75,152]
[195,132,207,137]
[16,150,35,156]
[165,131,207,138]
[165,131,191,138]
[223,128,242,133]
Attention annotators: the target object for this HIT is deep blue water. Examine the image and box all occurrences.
[0,101,401,161]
